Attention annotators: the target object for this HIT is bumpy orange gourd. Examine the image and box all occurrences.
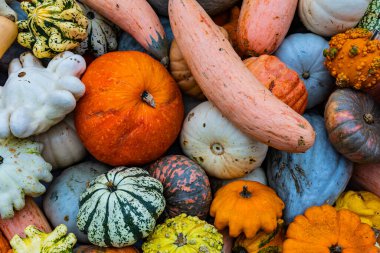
[210,180,284,238]
[324,28,380,97]
[74,245,138,253]
[75,51,184,166]
[0,231,10,253]
[284,205,378,253]
[244,55,308,114]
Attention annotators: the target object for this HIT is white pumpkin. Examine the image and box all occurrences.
[32,113,86,169]
[298,0,371,37]
[0,51,86,138]
[0,0,17,21]
[180,101,268,179]
[0,137,52,219]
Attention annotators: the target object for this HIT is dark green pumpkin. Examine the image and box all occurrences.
[325,89,380,163]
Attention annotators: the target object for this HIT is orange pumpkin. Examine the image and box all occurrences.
[284,205,378,253]
[210,180,284,238]
[244,55,308,114]
[222,6,240,52]
[0,231,10,253]
[75,51,184,166]
[74,245,138,253]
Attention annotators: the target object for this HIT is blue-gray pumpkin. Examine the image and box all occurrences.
[43,161,109,243]
[267,113,353,224]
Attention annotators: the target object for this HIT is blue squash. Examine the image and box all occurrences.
[267,113,353,224]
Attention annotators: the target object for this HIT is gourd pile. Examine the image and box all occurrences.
[1,0,380,252]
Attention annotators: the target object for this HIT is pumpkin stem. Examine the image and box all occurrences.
[329,245,342,253]
[240,185,252,198]
[232,246,248,253]
[302,71,310,80]
[0,156,3,165]
[106,181,117,192]
[210,143,225,155]
[141,91,156,108]
[86,11,95,20]
[174,233,187,247]
[370,30,380,40]
[363,113,375,124]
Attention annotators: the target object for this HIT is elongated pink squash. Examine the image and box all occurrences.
[169,0,315,152]
[237,0,298,56]
[80,0,169,65]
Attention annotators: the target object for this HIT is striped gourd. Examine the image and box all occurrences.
[17,0,88,58]
[76,167,165,248]
[358,0,380,31]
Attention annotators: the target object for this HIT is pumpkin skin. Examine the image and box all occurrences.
[358,0,380,31]
[324,89,380,164]
[75,51,184,166]
[0,16,17,59]
[221,6,240,52]
[275,33,334,109]
[76,167,165,247]
[74,245,138,253]
[181,101,268,179]
[0,0,17,21]
[148,155,212,220]
[352,163,380,198]
[0,231,9,253]
[210,180,285,238]
[267,113,353,224]
[244,55,308,114]
[283,205,378,253]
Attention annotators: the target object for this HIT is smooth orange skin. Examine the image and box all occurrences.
[0,17,17,59]
[75,51,184,166]
[74,245,138,253]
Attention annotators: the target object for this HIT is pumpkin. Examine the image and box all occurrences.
[244,55,308,114]
[74,246,138,253]
[169,0,315,153]
[237,0,298,57]
[324,28,380,98]
[283,205,378,253]
[43,161,109,243]
[148,155,212,219]
[0,51,86,138]
[10,224,76,253]
[336,191,380,230]
[233,219,285,253]
[75,51,184,166]
[267,113,353,224]
[210,180,285,238]
[275,33,334,109]
[324,89,380,163]
[0,16,17,59]
[32,113,86,169]
[352,163,380,197]
[298,0,371,37]
[181,101,268,179]
[75,2,118,57]
[222,6,240,52]
[0,0,16,21]
[80,0,169,66]
[17,0,88,59]
[77,167,165,247]
[142,213,223,253]
[0,231,10,253]
[358,0,380,31]
[0,197,51,241]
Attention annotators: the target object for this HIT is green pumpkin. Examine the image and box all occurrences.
[76,167,166,248]
[357,0,380,31]
[17,0,88,58]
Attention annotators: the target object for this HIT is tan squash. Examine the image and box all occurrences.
[168,0,315,153]
[0,16,17,59]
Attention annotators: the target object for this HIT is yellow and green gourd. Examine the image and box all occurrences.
[142,213,223,253]
[17,0,88,58]
[10,224,77,253]
[357,0,380,31]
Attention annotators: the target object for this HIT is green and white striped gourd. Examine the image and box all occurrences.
[17,0,88,58]
[76,167,166,248]
[75,2,118,57]
[358,0,380,31]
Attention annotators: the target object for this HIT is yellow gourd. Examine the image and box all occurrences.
[0,16,17,58]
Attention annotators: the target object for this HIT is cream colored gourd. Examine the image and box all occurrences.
[0,0,17,21]
[0,16,17,59]
[169,0,315,153]
[0,51,86,138]
[181,101,268,179]
[298,0,371,37]
[32,114,86,169]
[0,137,52,219]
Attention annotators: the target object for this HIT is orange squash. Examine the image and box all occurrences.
[0,231,10,253]
[244,55,308,114]
[74,245,138,253]
[237,0,298,57]
[222,6,240,52]
[75,51,184,166]
[210,180,284,238]
[284,205,378,253]
[169,0,315,153]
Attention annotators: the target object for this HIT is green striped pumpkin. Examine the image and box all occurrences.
[76,167,165,248]
[17,0,88,59]
[357,0,380,31]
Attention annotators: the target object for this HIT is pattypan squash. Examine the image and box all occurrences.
[17,0,88,58]
[0,51,85,138]
[10,224,77,253]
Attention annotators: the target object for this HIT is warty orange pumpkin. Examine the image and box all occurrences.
[75,51,184,166]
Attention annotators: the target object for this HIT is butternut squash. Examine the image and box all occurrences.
[80,0,169,66]
[168,0,315,152]
[0,16,17,59]
[237,0,298,57]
